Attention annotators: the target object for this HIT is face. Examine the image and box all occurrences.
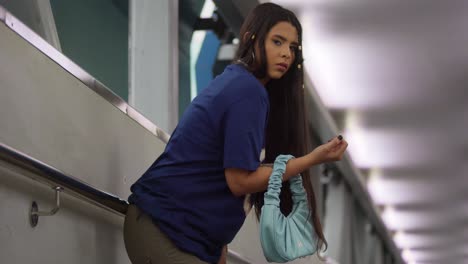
[259,21,299,83]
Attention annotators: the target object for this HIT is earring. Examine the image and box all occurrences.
[297,64,302,69]
[251,34,256,40]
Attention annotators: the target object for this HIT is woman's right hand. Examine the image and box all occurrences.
[311,136,348,164]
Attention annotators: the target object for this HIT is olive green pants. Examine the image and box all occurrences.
[124,204,208,264]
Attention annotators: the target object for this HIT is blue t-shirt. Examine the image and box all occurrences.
[128,64,269,263]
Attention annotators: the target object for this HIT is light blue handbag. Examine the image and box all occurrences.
[260,154,318,263]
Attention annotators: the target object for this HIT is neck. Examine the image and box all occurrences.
[236,60,270,86]
[259,77,270,86]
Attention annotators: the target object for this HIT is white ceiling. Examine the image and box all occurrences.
[272,0,468,263]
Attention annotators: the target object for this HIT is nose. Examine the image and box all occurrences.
[281,46,292,60]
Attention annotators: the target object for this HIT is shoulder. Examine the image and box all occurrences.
[217,64,268,103]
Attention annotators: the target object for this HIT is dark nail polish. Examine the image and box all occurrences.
[338,135,343,140]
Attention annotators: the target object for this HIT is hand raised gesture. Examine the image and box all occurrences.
[311,136,348,164]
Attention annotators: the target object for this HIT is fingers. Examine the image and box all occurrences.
[323,135,348,162]
[331,138,347,150]
[337,140,348,154]
[335,140,348,159]
[327,135,343,149]
[327,135,343,143]
[329,137,348,160]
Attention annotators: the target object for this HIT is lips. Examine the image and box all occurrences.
[276,63,288,71]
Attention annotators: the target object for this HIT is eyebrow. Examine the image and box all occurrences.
[273,34,299,46]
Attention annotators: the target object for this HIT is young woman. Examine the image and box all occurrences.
[124,3,348,264]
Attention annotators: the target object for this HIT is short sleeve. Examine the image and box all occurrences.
[223,97,268,171]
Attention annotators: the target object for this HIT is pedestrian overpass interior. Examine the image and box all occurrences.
[1,0,467,264]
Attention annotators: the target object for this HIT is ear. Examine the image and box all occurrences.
[243,32,251,43]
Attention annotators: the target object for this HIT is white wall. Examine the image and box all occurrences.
[0,164,129,264]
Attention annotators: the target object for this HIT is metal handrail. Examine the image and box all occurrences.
[0,142,129,215]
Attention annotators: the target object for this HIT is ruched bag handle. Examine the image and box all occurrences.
[264,155,307,207]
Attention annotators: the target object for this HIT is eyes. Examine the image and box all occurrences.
[273,39,298,53]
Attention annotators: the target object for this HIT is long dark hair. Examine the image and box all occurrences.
[233,3,328,254]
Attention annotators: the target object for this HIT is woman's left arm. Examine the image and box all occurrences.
[225,137,347,196]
